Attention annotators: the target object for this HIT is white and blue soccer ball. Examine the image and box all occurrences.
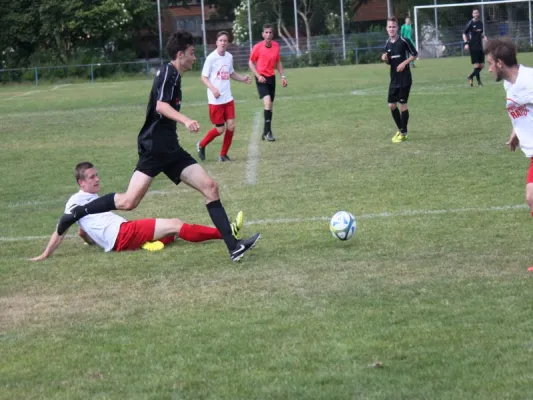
[329,211,356,241]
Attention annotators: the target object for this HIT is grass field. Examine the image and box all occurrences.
[2,55,533,399]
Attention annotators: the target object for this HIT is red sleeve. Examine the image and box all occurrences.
[250,44,259,62]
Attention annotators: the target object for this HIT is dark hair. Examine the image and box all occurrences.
[217,31,229,39]
[263,23,273,31]
[75,162,94,184]
[166,30,194,60]
[387,16,399,25]
[484,38,518,67]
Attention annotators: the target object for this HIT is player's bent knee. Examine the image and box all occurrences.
[388,103,397,111]
[203,178,219,201]
[115,195,140,211]
[226,122,235,131]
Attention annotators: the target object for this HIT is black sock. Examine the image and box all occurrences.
[474,67,481,82]
[264,109,272,134]
[391,108,402,130]
[73,193,116,219]
[57,193,116,235]
[469,69,476,79]
[206,199,237,251]
[400,110,409,134]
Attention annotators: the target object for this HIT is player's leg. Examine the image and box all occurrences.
[396,86,411,141]
[467,51,477,86]
[197,104,225,161]
[526,184,533,216]
[475,56,485,86]
[178,163,260,260]
[220,101,236,161]
[56,171,153,235]
[265,78,277,141]
[154,218,222,242]
[388,86,402,142]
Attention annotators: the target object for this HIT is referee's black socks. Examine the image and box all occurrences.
[264,109,272,134]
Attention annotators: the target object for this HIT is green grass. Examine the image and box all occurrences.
[2,55,533,399]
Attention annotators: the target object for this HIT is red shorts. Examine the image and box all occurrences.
[209,100,235,125]
[528,158,533,184]
[113,219,156,252]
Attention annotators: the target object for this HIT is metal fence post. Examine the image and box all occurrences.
[146,62,150,76]
[90,64,94,82]
[34,67,38,86]
[355,47,359,64]
[461,42,464,57]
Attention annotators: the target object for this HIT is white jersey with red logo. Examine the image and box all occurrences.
[504,65,533,157]
[202,50,234,105]
[65,191,126,252]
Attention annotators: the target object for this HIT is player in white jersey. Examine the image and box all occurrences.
[485,38,533,215]
[196,31,252,162]
[30,162,244,261]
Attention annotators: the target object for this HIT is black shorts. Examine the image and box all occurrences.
[256,75,276,101]
[135,146,197,185]
[470,48,485,64]
[388,85,411,104]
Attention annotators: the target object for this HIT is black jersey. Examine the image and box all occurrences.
[384,36,418,88]
[137,63,182,154]
[464,19,484,49]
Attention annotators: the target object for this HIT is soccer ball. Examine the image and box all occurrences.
[329,211,356,241]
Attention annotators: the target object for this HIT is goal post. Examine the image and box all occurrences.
[414,0,533,59]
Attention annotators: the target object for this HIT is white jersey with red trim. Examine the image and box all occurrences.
[504,65,533,157]
[202,50,234,105]
[65,191,126,252]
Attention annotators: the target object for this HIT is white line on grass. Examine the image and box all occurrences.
[242,204,529,226]
[1,204,528,242]
[51,84,72,91]
[245,111,262,185]
[1,91,40,101]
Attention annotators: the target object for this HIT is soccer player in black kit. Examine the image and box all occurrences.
[381,16,418,143]
[463,8,487,87]
[56,30,260,262]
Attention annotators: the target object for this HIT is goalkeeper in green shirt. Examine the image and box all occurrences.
[401,17,416,67]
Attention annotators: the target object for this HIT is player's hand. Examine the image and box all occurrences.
[464,44,469,51]
[257,75,266,83]
[506,131,519,151]
[243,75,252,84]
[281,77,287,87]
[396,62,407,72]
[381,53,388,62]
[211,88,220,98]
[185,119,200,133]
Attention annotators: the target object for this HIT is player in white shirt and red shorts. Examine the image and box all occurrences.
[196,31,252,162]
[30,162,243,261]
[485,39,533,270]
[485,39,533,207]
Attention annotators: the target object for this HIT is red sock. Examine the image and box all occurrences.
[220,129,234,156]
[159,235,175,245]
[178,223,222,242]
[200,127,220,148]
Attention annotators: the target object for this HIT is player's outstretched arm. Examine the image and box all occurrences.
[30,230,67,261]
[507,129,519,151]
[276,60,287,87]
[156,101,200,133]
[230,72,251,84]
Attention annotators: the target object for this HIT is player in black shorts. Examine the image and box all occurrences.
[382,16,418,143]
[57,30,260,262]
[463,8,487,87]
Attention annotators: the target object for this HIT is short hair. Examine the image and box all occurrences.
[217,31,229,39]
[263,23,273,31]
[472,7,479,12]
[484,38,518,67]
[166,30,194,60]
[387,16,399,25]
[75,162,94,184]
